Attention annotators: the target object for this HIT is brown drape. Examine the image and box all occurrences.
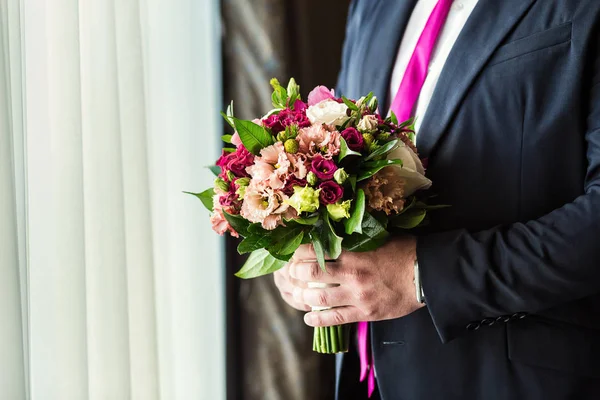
[221,1,351,399]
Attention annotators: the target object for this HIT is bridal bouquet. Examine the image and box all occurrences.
[188,78,437,354]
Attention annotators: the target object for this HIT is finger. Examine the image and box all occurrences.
[288,261,341,283]
[293,285,353,309]
[280,292,311,312]
[304,306,365,327]
[293,244,316,260]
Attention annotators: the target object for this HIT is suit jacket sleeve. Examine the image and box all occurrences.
[419,33,600,344]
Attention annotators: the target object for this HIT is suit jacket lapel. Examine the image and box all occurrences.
[358,0,418,111]
[417,0,537,158]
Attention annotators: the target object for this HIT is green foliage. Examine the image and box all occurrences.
[389,209,427,230]
[184,188,215,212]
[338,137,362,162]
[357,159,403,181]
[232,117,274,155]
[235,249,287,279]
[364,139,399,161]
[270,78,288,109]
[223,212,252,237]
[342,212,389,252]
[309,230,327,271]
[221,134,232,144]
[342,96,359,111]
[208,165,221,176]
[344,189,365,235]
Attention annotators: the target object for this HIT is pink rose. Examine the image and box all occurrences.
[307,86,336,106]
[311,155,338,180]
[341,127,364,152]
[318,181,344,205]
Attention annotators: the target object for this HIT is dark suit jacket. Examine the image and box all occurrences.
[335,1,600,399]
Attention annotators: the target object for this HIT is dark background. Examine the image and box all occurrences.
[221,1,352,399]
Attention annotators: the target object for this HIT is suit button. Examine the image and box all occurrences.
[466,322,481,331]
[481,318,496,326]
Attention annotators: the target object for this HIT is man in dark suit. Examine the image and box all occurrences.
[274,0,600,398]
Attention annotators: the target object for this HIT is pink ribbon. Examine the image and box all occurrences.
[358,321,375,397]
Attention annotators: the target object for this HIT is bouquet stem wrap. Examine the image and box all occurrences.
[308,282,350,354]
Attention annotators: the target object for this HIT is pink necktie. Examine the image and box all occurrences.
[359,1,453,396]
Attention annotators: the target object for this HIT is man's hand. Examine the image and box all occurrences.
[273,263,311,312]
[283,236,424,327]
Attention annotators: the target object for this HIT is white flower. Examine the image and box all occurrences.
[357,115,379,133]
[386,142,432,196]
[306,100,349,126]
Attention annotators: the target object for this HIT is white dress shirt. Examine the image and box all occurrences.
[388,0,479,136]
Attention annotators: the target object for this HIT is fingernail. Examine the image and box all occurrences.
[304,313,315,326]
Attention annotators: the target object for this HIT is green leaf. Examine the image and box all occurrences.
[220,111,235,129]
[389,209,427,230]
[309,230,326,271]
[344,189,365,235]
[233,117,274,155]
[184,188,214,212]
[267,228,305,256]
[342,96,359,111]
[324,214,343,260]
[389,111,399,125]
[223,147,235,153]
[270,78,288,109]
[338,137,362,162]
[237,231,276,254]
[339,117,355,130]
[343,212,389,252]
[364,139,399,161]
[397,116,415,130]
[357,159,403,181]
[413,201,451,211]
[221,134,232,143]
[348,176,357,193]
[223,212,252,237]
[287,78,300,101]
[208,165,221,176]
[289,214,319,225]
[234,249,287,279]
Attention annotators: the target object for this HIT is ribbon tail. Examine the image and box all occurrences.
[367,367,376,398]
[357,321,369,381]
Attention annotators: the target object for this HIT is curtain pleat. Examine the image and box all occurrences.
[0,1,27,397]
[3,0,225,399]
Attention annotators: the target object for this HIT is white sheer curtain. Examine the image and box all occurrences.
[0,0,225,399]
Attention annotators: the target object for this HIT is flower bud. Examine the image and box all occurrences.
[285,124,299,139]
[235,177,250,187]
[306,171,318,186]
[368,96,378,113]
[214,177,230,193]
[357,115,379,133]
[284,139,299,154]
[285,186,321,214]
[376,132,391,141]
[226,170,236,182]
[327,200,352,221]
[277,131,289,142]
[333,168,349,185]
[236,185,247,200]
